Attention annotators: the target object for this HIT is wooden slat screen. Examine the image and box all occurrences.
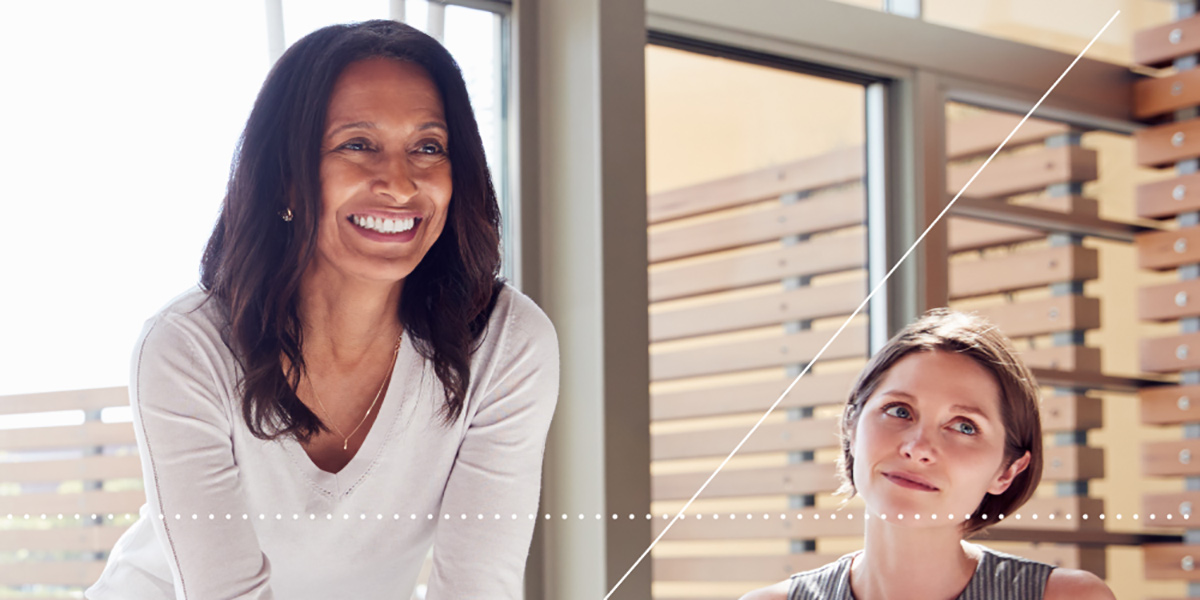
[1134,14,1200,591]
[0,387,143,594]
[647,133,871,598]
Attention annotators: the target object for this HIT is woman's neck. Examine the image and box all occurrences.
[296,262,404,369]
[849,516,980,600]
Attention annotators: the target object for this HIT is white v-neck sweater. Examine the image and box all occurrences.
[85,283,559,600]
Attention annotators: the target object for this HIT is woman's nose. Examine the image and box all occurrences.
[372,153,419,200]
[901,427,936,462]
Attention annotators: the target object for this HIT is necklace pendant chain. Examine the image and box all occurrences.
[307,331,403,452]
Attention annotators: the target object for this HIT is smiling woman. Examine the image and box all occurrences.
[82,20,558,600]
[739,310,1114,600]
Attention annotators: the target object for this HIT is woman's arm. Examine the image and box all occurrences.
[130,315,274,599]
[424,294,560,600]
[1042,568,1115,600]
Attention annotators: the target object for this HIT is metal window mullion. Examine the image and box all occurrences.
[264,0,285,65]
[428,0,447,42]
[866,81,891,351]
[880,69,946,329]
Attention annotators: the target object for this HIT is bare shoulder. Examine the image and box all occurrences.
[738,580,791,600]
[1043,568,1115,600]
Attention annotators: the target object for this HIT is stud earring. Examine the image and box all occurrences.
[280,208,293,222]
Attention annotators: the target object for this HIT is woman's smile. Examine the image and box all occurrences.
[882,471,939,492]
[346,212,425,242]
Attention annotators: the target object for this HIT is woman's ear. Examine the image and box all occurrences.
[987,450,1031,496]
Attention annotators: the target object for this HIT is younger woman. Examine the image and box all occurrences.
[741,309,1114,600]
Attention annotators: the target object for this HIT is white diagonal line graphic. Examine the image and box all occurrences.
[605,10,1120,599]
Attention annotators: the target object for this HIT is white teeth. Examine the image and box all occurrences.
[352,215,417,234]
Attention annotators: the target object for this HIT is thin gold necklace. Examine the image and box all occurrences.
[306,332,402,451]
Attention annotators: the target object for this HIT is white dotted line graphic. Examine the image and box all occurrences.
[1,512,1185,522]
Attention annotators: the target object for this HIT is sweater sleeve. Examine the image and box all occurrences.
[130,314,275,600]
[424,295,561,600]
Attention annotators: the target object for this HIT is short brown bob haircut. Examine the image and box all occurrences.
[836,308,1043,537]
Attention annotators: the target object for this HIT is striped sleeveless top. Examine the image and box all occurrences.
[787,543,1055,600]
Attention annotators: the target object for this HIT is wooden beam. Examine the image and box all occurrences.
[946,114,1069,160]
[1141,385,1200,426]
[0,454,142,484]
[1143,492,1200,525]
[650,324,868,382]
[967,296,1101,339]
[0,561,107,587]
[948,245,1099,299]
[1138,172,1200,220]
[652,554,834,583]
[1135,68,1200,120]
[1021,346,1102,373]
[649,187,864,263]
[0,387,128,416]
[651,418,839,461]
[947,146,1097,200]
[1144,440,1200,477]
[648,147,863,224]
[1141,279,1200,322]
[1136,116,1200,168]
[0,525,128,552]
[0,421,135,452]
[1144,544,1200,581]
[1134,14,1200,67]
[1137,227,1200,271]
[0,490,145,516]
[1141,332,1200,373]
[650,232,866,302]
[650,371,859,421]
[1041,395,1103,433]
[650,278,865,342]
[652,463,840,501]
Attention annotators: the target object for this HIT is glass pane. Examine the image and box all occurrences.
[646,45,870,599]
[281,0,390,45]
[943,101,1173,599]
[924,0,1171,65]
[0,1,271,397]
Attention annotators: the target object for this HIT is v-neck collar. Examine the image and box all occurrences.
[281,335,419,498]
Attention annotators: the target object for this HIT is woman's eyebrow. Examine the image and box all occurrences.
[325,120,447,138]
[950,404,991,421]
[878,391,992,421]
[326,121,376,138]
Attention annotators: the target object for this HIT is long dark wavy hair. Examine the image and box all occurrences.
[200,20,502,441]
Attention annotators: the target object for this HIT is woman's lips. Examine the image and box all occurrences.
[884,472,939,492]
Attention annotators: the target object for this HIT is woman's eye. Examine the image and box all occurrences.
[953,421,978,435]
[339,140,371,152]
[418,142,446,155]
[883,405,910,419]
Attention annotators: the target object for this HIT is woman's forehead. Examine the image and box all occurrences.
[326,58,445,122]
[870,351,1002,414]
